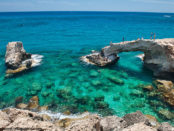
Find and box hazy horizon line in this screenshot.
[0,10,173,14]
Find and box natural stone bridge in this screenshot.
[81,38,174,77]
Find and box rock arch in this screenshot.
[81,39,174,77]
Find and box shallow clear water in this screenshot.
[0,11,174,123]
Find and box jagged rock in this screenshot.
[81,52,119,67]
[82,39,174,77]
[1,108,174,131]
[28,96,39,110]
[0,110,10,129]
[122,122,157,131]
[100,116,127,131]
[64,114,100,131]
[145,115,160,128]
[2,108,61,131]
[154,80,174,106]
[158,122,174,131]
[5,42,31,69]
[123,111,147,126]
[155,80,173,92]
[5,42,43,75]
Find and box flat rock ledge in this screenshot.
[5,42,43,75]
[0,108,173,131]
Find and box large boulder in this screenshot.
[123,111,148,126]
[5,41,31,69]
[5,42,43,75]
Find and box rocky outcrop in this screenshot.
[1,108,61,131]
[81,51,119,67]
[5,42,43,75]
[0,107,173,131]
[82,39,174,77]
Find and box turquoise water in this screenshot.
[0,11,174,123]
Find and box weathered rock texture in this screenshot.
[0,108,173,131]
[82,39,174,77]
[81,51,119,67]
[1,108,61,131]
[5,42,42,75]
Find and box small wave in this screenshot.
[39,111,90,120]
[164,15,171,18]
[31,54,44,67]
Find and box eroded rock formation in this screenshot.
[5,42,43,75]
[82,39,174,77]
[81,51,119,67]
[0,108,173,131]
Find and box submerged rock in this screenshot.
[89,70,99,77]
[154,79,174,106]
[5,42,43,75]
[158,109,174,120]
[91,80,102,86]
[107,76,124,85]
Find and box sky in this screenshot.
[0,0,174,13]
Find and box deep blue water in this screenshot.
[0,11,174,123]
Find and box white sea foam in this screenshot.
[39,111,90,120]
[164,15,171,18]
[31,54,44,67]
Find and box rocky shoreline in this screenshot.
[1,107,174,131]
[2,77,174,131]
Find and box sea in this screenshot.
[0,11,174,123]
